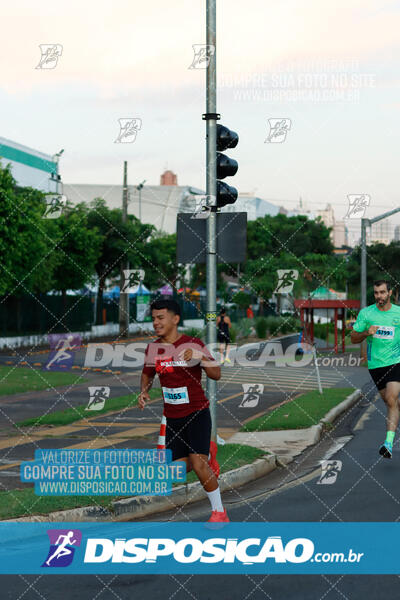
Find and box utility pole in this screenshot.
[205,0,218,444]
[360,206,400,355]
[119,161,129,337]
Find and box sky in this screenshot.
[1,0,400,241]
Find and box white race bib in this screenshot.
[162,386,189,405]
[373,326,395,339]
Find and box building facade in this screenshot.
[0,136,60,193]
[369,220,392,244]
[64,170,282,233]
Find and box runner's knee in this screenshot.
[189,454,208,472]
[385,394,398,406]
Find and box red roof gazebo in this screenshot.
[294,298,360,354]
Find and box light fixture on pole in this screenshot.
[136,180,146,221]
[52,148,64,194]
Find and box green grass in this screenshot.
[0,365,85,396]
[0,488,114,520]
[185,443,267,484]
[241,388,353,432]
[0,443,266,520]
[17,388,162,427]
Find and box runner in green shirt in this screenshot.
[351,280,400,458]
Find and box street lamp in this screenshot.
[360,206,400,357]
[136,180,146,221]
[360,206,400,309]
[52,148,64,194]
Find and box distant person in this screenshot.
[217,308,232,364]
[246,306,254,319]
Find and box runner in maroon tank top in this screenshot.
[139,298,229,523]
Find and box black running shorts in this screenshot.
[369,362,400,391]
[166,408,211,460]
[217,331,230,344]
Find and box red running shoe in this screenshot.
[208,440,220,478]
[208,509,229,523]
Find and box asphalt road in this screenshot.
[0,358,365,490]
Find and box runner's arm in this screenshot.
[181,341,221,380]
[202,361,221,380]
[350,325,378,343]
[200,349,221,380]
[139,372,154,409]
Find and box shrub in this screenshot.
[229,324,237,343]
[237,318,253,339]
[265,315,280,337]
[255,317,268,339]
[184,327,204,340]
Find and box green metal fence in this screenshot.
[0,294,93,337]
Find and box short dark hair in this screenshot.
[150,298,181,317]
[220,307,226,315]
[373,280,392,291]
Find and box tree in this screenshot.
[50,202,102,307]
[0,164,59,296]
[86,199,154,323]
[346,242,400,302]
[143,231,185,290]
[231,290,251,309]
[247,213,333,259]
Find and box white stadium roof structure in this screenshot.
[63,183,281,234]
[63,183,204,234]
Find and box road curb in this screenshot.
[276,388,362,467]
[8,389,362,522]
[321,388,361,425]
[9,454,277,523]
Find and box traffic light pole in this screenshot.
[119,160,129,338]
[205,0,218,444]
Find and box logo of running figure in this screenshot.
[35,44,63,69]
[240,384,264,408]
[43,194,67,219]
[86,386,110,411]
[42,529,82,567]
[275,269,299,294]
[265,118,292,143]
[345,194,370,219]
[317,460,342,485]
[44,334,81,371]
[120,269,145,293]
[114,118,142,143]
[188,44,215,69]
[191,195,212,219]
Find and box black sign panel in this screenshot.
[176,212,247,263]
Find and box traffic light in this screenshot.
[216,124,239,208]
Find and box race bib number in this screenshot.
[373,326,395,339]
[162,386,189,405]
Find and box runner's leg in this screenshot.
[174,456,192,473]
[188,453,218,492]
[383,381,400,432]
[378,381,400,458]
